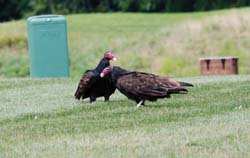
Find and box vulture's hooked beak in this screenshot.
[100,73,105,78]
[111,57,116,61]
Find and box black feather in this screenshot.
[74,56,116,102]
[105,66,193,106]
[178,81,194,87]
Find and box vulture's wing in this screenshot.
[117,72,165,97]
[74,71,96,99]
[117,72,188,97]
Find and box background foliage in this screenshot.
[1,0,250,22]
[1,8,250,78]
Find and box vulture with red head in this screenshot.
[74,51,116,102]
[100,66,193,107]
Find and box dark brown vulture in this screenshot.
[100,66,193,107]
[74,51,116,102]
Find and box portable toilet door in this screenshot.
[27,15,69,78]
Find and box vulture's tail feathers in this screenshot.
[167,88,188,94]
[178,81,194,87]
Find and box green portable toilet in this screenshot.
[27,15,69,78]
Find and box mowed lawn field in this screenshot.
[0,75,250,157]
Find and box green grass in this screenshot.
[1,8,250,77]
[0,75,250,157]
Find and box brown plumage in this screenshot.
[74,71,96,99]
[74,51,116,102]
[100,66,193,107]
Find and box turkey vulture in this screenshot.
[100,66,193,107]
[74,51,116,102]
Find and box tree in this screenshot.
[1,0,250,22]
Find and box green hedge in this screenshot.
[1,0,250,22]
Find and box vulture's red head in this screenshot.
[100,66,112,78]
[104,51,116,61]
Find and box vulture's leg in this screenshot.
[136,100,144,108]
[142,100,145,106]
[104,96,110,102]
[90,97,96,103]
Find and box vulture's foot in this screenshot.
[104,96,110,102]
[90,97,96,103]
